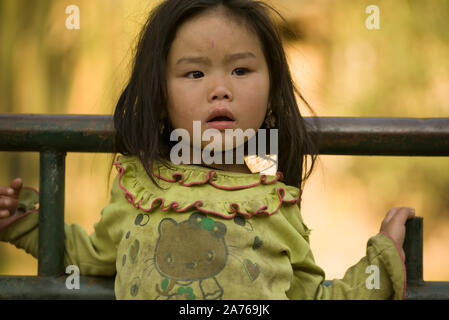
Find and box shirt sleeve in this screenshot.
[0,174,129,277]
[283,208,406,300]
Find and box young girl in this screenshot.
[0,0,414,300]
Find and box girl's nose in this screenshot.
[211,90,232,101]
[208,77,233,102]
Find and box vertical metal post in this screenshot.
[404,217,424,285]
[38,149,66,276]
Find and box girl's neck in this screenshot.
[199,162,252,174]
[172,146,252,174]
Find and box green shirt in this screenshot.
[0,155,406,299]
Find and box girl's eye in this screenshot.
[186,71,204,79]
[232,68,249,76]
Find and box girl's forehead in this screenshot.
[180,6,250,33]
[180,15,249,38]
[169,10,262,58]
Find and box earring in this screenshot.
[264,108,276,129]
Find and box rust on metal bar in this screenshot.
[0,114,448,155]
[38,149,66,277]
[404,217,424,286]
[308,117,449,156]
[0,114,114,152]
[0,275,115,299]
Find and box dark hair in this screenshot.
[112,0,318,190]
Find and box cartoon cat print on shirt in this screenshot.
[153,212,228,300]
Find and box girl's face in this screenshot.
[165,8,270,151]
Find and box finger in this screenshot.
[407,207,416,219]
[0,197,18,212]
[391,207,415,225]
[0,186,15,196]
[383,207,399,225]
[10,178,23,193]
[0,209,10,218]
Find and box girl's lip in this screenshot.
[205,120,236,130]
[206,107,236,123]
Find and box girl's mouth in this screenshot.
[206,117,236,130]
[206,108,236,130]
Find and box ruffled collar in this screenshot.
[113,155,301,219]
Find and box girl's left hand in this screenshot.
[379,207,415,261]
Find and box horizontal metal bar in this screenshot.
[405,282,449,300]
[0,276,446,299]
[0,114,448,155]
[309,117,449,156]
[0,276,115,300]
[0,114,114,152]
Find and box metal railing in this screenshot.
[0,114,448,299]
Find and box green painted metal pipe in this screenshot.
[311,117,449,156]
[0,114,449,155]
[0,276,115,300]
[38,149,66,276]
[0,114,114,153]
[0,276,447,300]
[405,282,449,300]
[404,217,424,286]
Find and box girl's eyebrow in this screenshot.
[175,52,256,66]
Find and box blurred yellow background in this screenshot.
[1,0,448,282]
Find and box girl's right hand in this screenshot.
[0,178,23,219]
[380,206,415,262]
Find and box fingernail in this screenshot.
[7,188,14,195]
